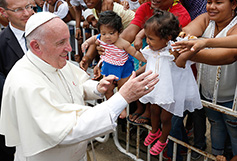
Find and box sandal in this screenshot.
[150,139,169,155]
[144,129,162,146]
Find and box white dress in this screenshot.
[43,0,69,19]
[139,41,202,117]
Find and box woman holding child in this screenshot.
[175,0,237,158]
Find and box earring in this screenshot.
[232,10,235,17]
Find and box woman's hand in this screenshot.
[172,38,206,54]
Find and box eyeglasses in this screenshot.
[4,4,34,14]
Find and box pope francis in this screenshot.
[0,12,158,161]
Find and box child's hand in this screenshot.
[95,40,105,55]
[97,75,119,94]
[81,41,89,53]
[93,65,102,80]
[79,55,90,71]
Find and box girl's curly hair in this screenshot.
[144,10,181,41]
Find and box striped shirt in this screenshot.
[97,39,128,66]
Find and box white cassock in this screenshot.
[0,50,127,161]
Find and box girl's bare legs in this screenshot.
[117,76,130,119]
[150,104,173,143]
[150,104,162,134]
[159,109,173,143]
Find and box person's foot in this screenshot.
[191,145,206,160]
[134,115,151,125]
[128,113,141,122]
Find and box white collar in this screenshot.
[9,23,25,41]
[26,50,59,73]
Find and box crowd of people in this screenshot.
[0,0,236,161]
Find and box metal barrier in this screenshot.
[120,64,237,161]
[67,21,237,161]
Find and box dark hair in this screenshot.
[229,0,237,15]
[0,0,7,8]
[144,10,181,41]
[97,10,123,33]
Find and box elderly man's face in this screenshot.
[38,18,72,69]
[1,0,34,30]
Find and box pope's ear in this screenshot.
[30,40,41,54]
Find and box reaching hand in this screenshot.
[81,41,89,53]
[119,71,159,104]
[97,75,118,94]
[79,56,90,71]
[172,39,206,54]
[95,39,105,55]
[93,65,102,80]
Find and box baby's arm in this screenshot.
[81,35,97,53]
[174,49,197,68]
[122,39,146,62]
[173,36,198,68]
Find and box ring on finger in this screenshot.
[145,86,149,90]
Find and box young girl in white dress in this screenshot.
[140,10,202,155]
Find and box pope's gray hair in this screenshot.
[26,24,47,50]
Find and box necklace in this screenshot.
[26,54,74,103]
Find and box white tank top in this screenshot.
[200,16,237,102]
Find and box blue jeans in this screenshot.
[167,112,189,161]
[205,101,237,156]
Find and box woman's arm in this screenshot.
[120,24,142,43]
[191,48,237,65]
[182,13,209,36]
